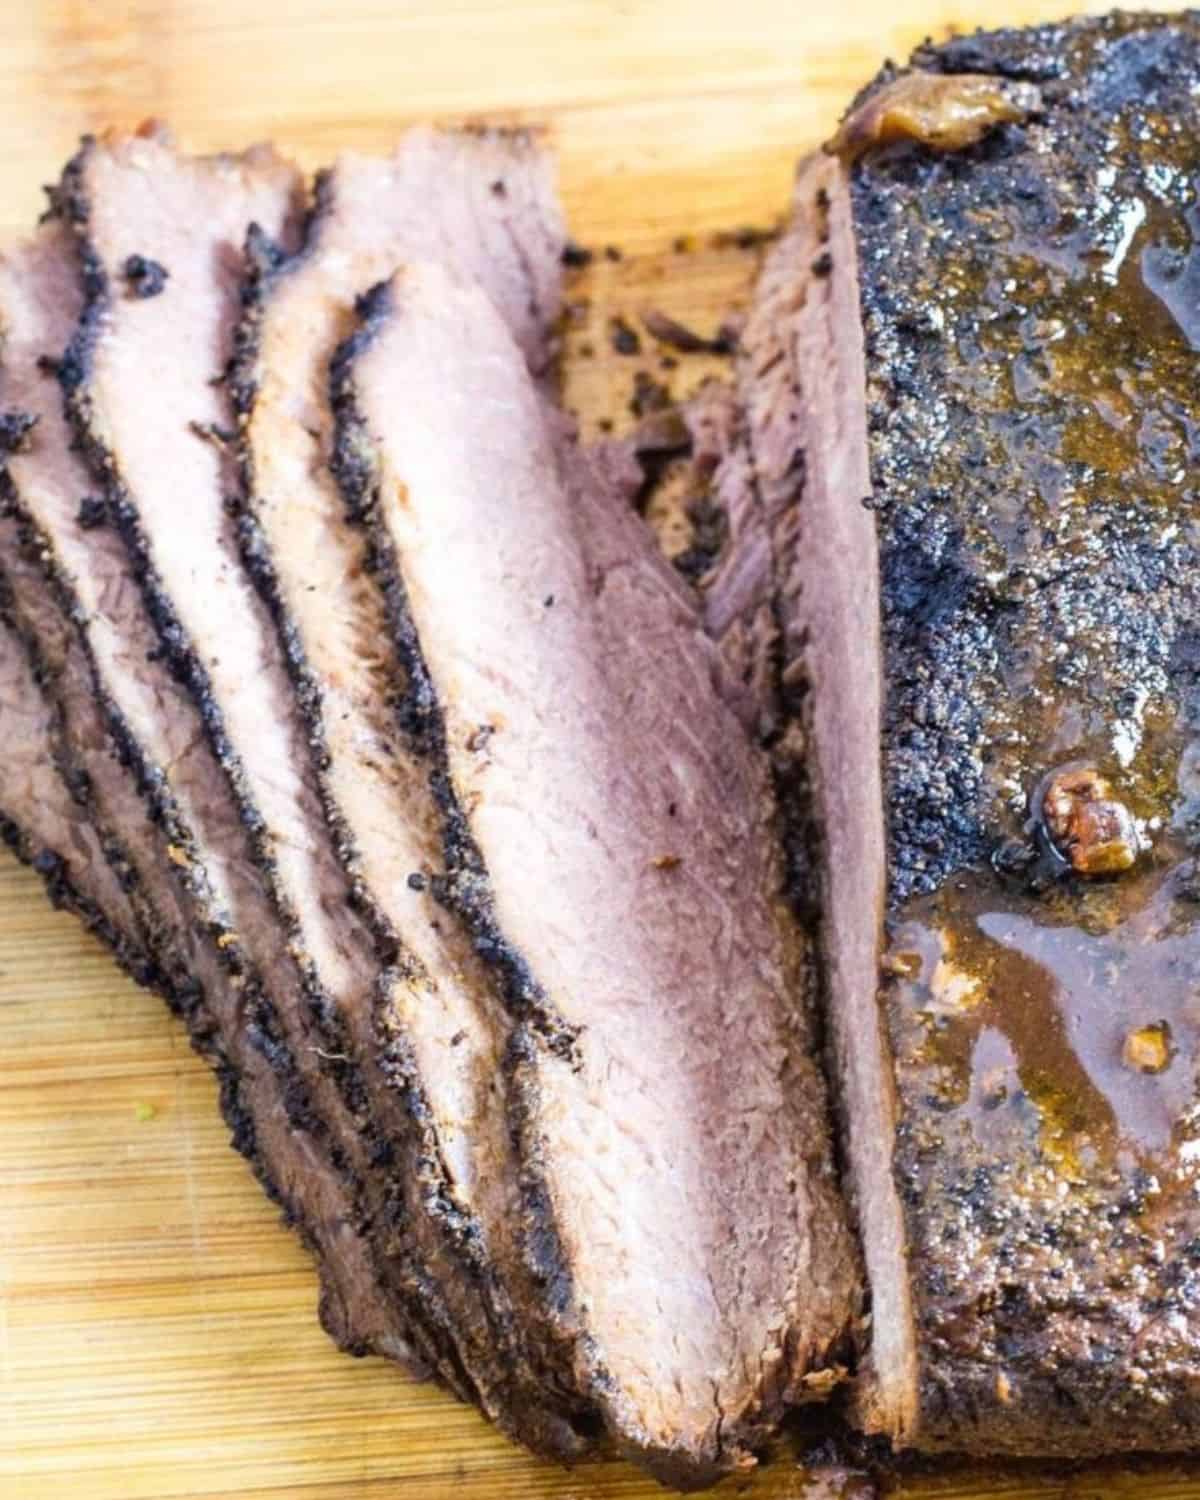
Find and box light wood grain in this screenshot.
[2,1,1198,1496]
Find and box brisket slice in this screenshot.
[53,129,513,1416]
[714,151,911,1442]
[8,202,431,1377]
[0,569,152,983]
[228,134,587,1453]
[330,262,861,1490]
[743,10,1200,1458]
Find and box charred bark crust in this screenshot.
[856,11,1200,1453]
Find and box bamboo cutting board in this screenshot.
[2,2,1198,1496]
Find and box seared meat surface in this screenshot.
[861,12,1200,1454]
[722,9,1200,1460]
[677,7,1200,1463]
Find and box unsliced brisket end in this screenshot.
[228,133,587,1454]
[748,9,1200,1459]
[853,11,1200,1455]
[330,262,861,1490]
[2,210,433,1381]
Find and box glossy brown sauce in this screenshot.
[885,117,1200,1198]
[887,854,1200,1164]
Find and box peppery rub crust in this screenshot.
[855,11,1200,1457]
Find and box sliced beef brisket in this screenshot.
[2,201,432,1379]
[741,8,1200,1459]
[52,128,555,1433]
[330,261,860,1489]
[0,575,151,982]
[720,149,912,1443]
[228,133,587,1452]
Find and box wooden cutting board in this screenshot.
[2,2,1198,1496]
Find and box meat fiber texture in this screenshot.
[330,260,860,1489]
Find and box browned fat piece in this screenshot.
[23,145,441,1380]
[737,9,1200,1459]
[330,261,860,1490]
[826,71,1041,162]
[227,131,592,1456]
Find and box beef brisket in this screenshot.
[0,574,152,982]
[2,201,434,1379]
[227,132,588,1454]
[862,13,1200,1454]
[720,149,913,1443]
[740,8,1200,1459]
[51,127,568,1432]
[330,261,861,1489]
